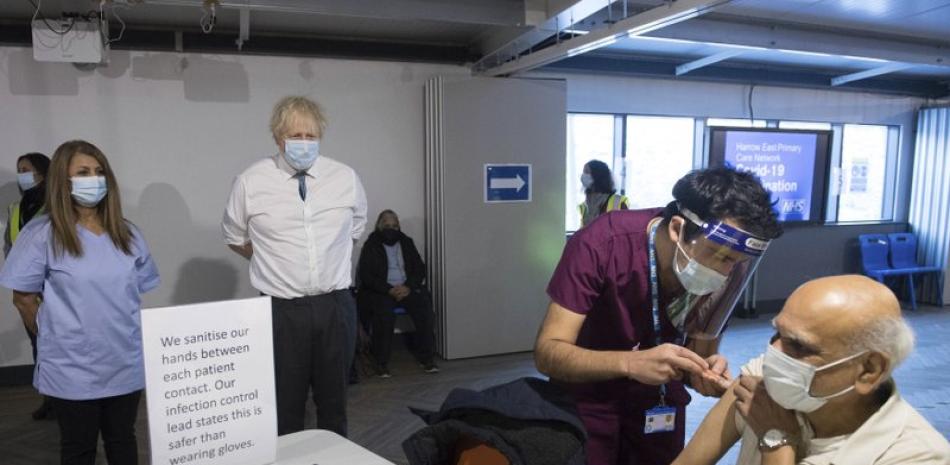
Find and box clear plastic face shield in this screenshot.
[670,208,772,340]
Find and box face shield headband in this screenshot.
[678,207,771,257]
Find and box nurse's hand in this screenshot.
[623,343,709,385]
[689,354,732,397]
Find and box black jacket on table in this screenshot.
[358,230,426,294]
[402,377,588,465]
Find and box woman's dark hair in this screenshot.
[18,153,51,179]
[662,167,783,241]
[584,160,616,195]
[17,152,51,225]
[47,140,133,257]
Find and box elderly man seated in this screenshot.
[673,275,950,465]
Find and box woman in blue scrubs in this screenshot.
[0,140,160,465]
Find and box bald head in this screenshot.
[788,275,900,332]
[776,274,913,375]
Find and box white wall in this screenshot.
[0,45,468,367]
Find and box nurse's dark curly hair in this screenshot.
[662,167,783,241]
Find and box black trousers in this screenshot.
[361,289,435,367]
[271,290,356,437]
[49,390,142,465]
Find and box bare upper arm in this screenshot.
[12,290,39,306]
[672,384,742,465]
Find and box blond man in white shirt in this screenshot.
[673,275,950,465]
[222,96,367,437]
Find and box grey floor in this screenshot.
[1,305,948,464]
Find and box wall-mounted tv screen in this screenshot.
[708,128,832,223]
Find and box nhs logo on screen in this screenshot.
[778,198,808,221]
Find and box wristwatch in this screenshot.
[758,429,793,451]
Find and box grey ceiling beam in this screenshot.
[676,49,745,75]
[543,55,950,98]
[643,17,950,69]
[831,63,916,86]
[140,0,526,26]
[475,0,736,77]
[472,0,613,74]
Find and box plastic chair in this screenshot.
[393,307,416,334]
[858,234,901,282]
[887,233,944,310]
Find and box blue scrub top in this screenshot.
[0,216,160,400]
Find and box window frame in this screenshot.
[564,113,902,232]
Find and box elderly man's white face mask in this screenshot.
[762,344,867,413]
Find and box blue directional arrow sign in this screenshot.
[485,164,531,203]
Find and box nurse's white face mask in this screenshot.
[762,344,867,413]
[672,226,728,296]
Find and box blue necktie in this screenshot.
[295,172,307,201]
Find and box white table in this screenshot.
[275,430,395,465]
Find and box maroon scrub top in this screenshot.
[547,208,690,410]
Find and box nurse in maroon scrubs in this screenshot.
[535,167,783,465]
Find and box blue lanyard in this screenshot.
[647,220,670,405]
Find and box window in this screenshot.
[565,114,900,229]
[835,124,893,222]
[779,121,833,131]
[625,116,696,209]
[566,114,616,231]
[706,117,768,128]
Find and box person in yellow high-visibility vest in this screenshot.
[4,152,50,420]
[579,160,628,228]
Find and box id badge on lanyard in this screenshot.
[644,405,677,434]
[644,221,679,435]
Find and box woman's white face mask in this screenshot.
[580,173,593,189]
[762,344,867,413]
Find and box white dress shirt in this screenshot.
[733,356,950,465]
[222,153,367,299]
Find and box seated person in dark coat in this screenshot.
[357,210,438,377]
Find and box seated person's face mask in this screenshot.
[762,344,867,413]
[380,227,402,246]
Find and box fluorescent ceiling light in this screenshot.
[568,37,618,57]
[627,36,893,64]
[777,49,836,59]
[628,15,698,37]
[563,29,589,35]
[631,36,697,46]
[722,43,768,52]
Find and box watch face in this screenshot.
[764,429,787,447]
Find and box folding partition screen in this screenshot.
[908,106,950,306]
[425,77,567,358]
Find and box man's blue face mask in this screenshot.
[283,139,320,171]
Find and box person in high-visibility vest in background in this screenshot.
[4,152,51,420]
[579,159,628,228]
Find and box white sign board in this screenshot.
[142,297,277,465]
